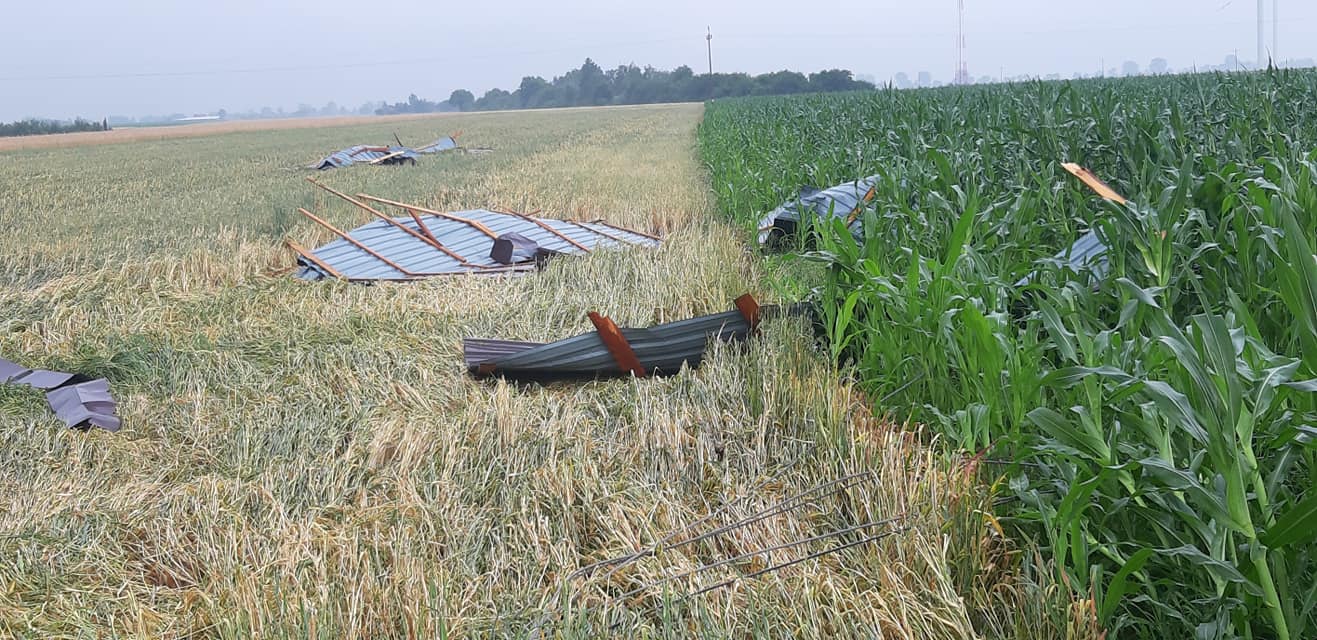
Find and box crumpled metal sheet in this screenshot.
[416,136,458,153]
[310,145,419,170]
[0,357,121,432]
[757,175,881,247]
[464,299,811,382]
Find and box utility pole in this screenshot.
[706,27,713,76]
[1258,0,1266,68]
[1274,0,1279,65]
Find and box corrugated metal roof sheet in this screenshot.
[1015,229,1109,287]
[465,299,810,382]
[0,357,120,431]
[293,203,661,281]
[310,145,419,170]
[757,175,881,247]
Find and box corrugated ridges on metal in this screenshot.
[464,304,808,382]
[295,208,661,281]
[311,145,419,170]
[757,175,881,245]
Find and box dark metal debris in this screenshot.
[464,295,808,382]
[0,357,120,431]
[309,134,462,170]
[757,175,880,248]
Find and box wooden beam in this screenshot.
[285,238,345,280]
[358,194,499,239]
[494,208,591,252]
[295,208,414,277]
[588,312,646,378]
[1062,163,1127,204]
[734,294,761,332]
[306,178,470,263]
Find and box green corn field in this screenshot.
[700,69,1317,639]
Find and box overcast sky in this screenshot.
[0,0,1312,120]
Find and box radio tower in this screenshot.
[706,27,714,76]
[955,0,970,84]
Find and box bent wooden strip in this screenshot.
[1062,162,1127,204]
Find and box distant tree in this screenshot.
[516,76,550,108]
[448,89,475,112]
[1122,61,1140,77]
[808,69,871,92]
[576,58,612,106]
[1149,58,1169,74]
[475,88,515,111]
[755,70,811,95]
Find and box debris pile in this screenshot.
[1,358,120,431]
[309,134,464,170]
[290,179,660,281]
[465,294,807,382]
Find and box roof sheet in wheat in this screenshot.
[293,208,661,281]
[0,357,121,431]
[310,145,420,170]
[416,136,458,153]
[757,175,880,247]
[464,302,809,382]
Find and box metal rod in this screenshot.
[594,472,876,582]
[682,527,907,599]
[569,446,816,579]
[618,517,903,601]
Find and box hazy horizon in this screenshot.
[1,0,1312,121]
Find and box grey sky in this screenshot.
[1,0,1312,120]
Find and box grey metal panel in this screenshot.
[296,207,660,281]
[1,357,120,431]
[757,175,881,245]
[465,305,787,381]
[0,358,27,383]
[1016,229,1109,287]
[416,136,458,153]
[47,379,121,432]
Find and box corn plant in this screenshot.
[701,68,1317,637]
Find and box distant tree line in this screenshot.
[0,117,109,138]
[377,59,873,115]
